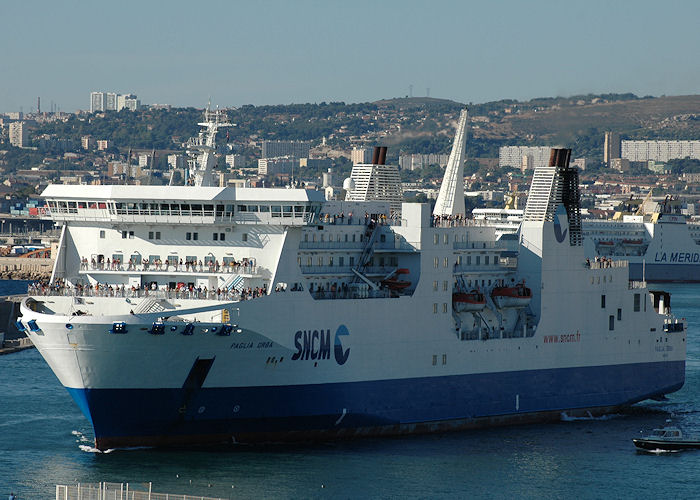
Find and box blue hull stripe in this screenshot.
[66,361,684,448]
[629,263,700,282]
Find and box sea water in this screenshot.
[2,281,699,499]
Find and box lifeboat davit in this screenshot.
[453,290,486,312]
[491,283,532,309]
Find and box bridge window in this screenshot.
[634,293,641,312]
[609,315,615,331]
[601,295,606,308]
[617,308,622,321]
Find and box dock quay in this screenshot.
[56,482,226,500]
[0,256,54,280]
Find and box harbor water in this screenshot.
[2,280,700,499]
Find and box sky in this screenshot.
[1,0,699,113]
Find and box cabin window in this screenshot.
[304,234,308,242]
[634,293,641,312]
[130,254,140,266]
[193,233,198,241]
[186,232,191,240]
[247,205,258,212]
[617,308,622,321]
[380,234,386,242]
[100,230,105,239]
[434,234,439,245]
[433,303,438,314]
[219,233,225,241]
[443,303,448,313]
[432,355,437,365]
[467,256,472,266]
[443,281,448,291]
[271,206,282,217]
[213,233,218,241]
[609,315,615,331]
[329,257,334,266]
[433,281,438,292]
[149,231,154,240]
[259,205,270,213]
[443,234,448,244]
[112,254,123,265]
[237,205,247,212]
[352,234,356,242]
[349,256,355,266]
[339,257,344,267]
[283,206,293,217]
[601,295,606,308]
[344,234,348,242]
[476,256,481,265]
[167,255,178,266]
[148,255,160,264]
[204,256,215,265]
[307,257,312,266]
[444,257,449,268]
[442,354,447,365]
[434,257,439,268]
[78,202,86,209]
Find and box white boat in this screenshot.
[18,111,686,450]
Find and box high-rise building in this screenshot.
[9,121,28,147]
[398,154,450,171]
[90,92,106,113]
[168,154,185,170]
[499,146,553,169]
[258,156,297,176]
[225,154,246,169]
[119,94,140,111]
[105,93,118,111]
[621,140,700,162]
[604,132,621,164]
[81,135,95,150]
[261,140,310,159]
[351,147,372,165]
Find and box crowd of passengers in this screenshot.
[432,214,470,227]
[318,211,396,225]
[28,280,299,302]
[80,256,256,274]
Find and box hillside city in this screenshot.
[0,92,699,223]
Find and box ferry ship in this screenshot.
[582,197,700,283]
[18,109,686,450]
[474,201,700,283]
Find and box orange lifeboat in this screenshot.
[381,268,411,290]
[453,290,486,312]
[491,283,532,309]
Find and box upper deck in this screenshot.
[41,184,325,226]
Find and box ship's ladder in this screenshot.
[133,297,173,314]
[355,223,380,274]
[223,274,245,292]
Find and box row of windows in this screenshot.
[107,229,245,242]
[298,255,400,268]
[434,233,468,245]
[433,303,449,313]
[433,255,496,268]
[48,200,318,219]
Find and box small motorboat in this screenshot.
[633,425,700,452]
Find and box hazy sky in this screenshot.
[2,0,699,113]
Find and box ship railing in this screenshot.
[56,482,226,500]
[28,284,247,302]
[629,280,647,289]
[311,288,394,300]
[589,260,628,270]
[81,261,258,275]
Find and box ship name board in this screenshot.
[654,252,700,263]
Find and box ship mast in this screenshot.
[185,105,231,187]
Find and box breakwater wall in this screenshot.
[0,256,53,280]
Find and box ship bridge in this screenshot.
[41,185,325,226]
